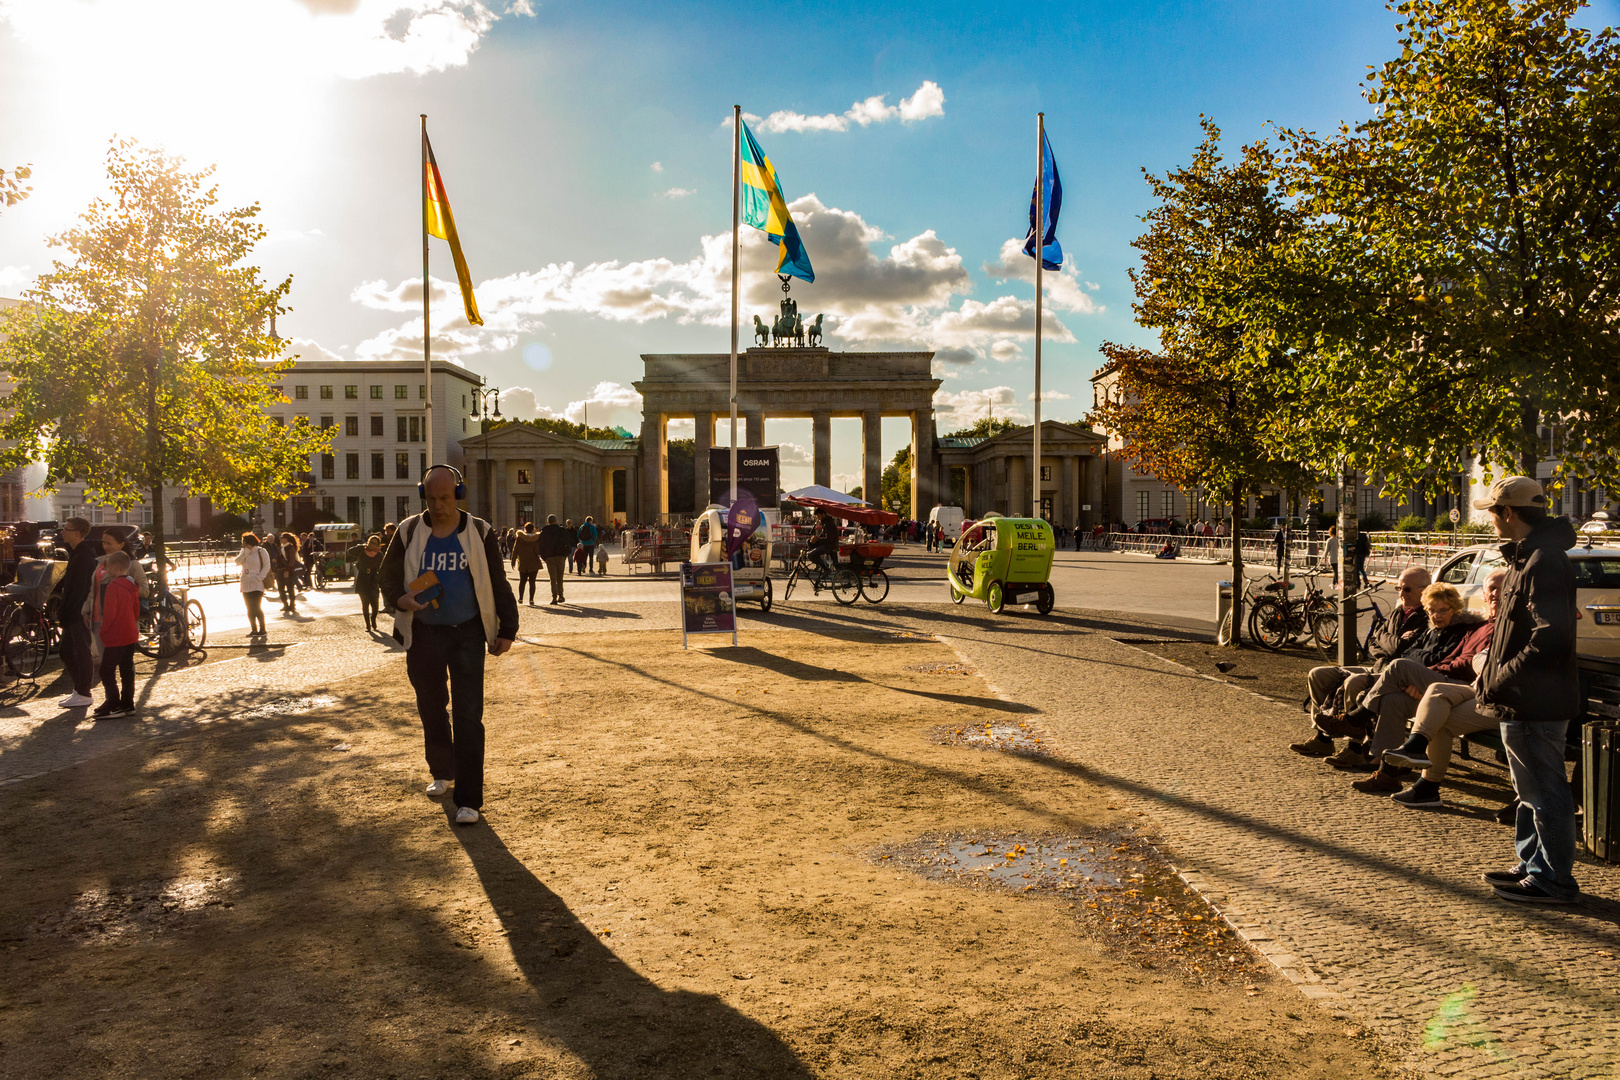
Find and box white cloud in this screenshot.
[285,337,347,364]
[0,265,33,294]
[831,472,861,493]
[776,442,813,466]
[982,238,1104,315]
[990,339,1022,362]
[650,161,664,173]
[749,81,947,134]
[661,187,695,198]
[1085,281,1100,291]
[497,381,644,425]
[1030,389,1071,401]
[934,386,1027,431]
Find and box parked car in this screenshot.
[1434,541,1620,658]
[1579,511,1617,539]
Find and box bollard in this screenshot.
[1215,580,1233,645]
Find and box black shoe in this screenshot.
[1495,799,1519,825]
[1493,879,1575,905]
[1482,867,1528,886]
[1391,783,1442,808]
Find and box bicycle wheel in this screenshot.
[987,580,1005,614]
[140,602,186,659]
[1311,608,1339,660]
[185,598,207,648]
[1035,583,1054,616]
[860,567,889,603]
[783,564,799,602]
[1249,596,1291,651]
[831,568,860,606]
[3,607,47,678]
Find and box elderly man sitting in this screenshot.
[1291,565,1432,760]
[1341,581,1494,785]
[1370,570,1508,806]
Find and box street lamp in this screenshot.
[470,386,501,527]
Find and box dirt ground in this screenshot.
[1,630,1400,1080]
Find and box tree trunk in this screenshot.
[150,481,166,592]
[1520,400,1540,482]
[1337,468,1358,667]
[1228,479,1243,647]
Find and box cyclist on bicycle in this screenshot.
[810,509,840,575]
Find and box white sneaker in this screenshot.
[455,806,479,825]
[59,693,93,708]
[425,779,452,797]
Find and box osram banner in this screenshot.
[710,445,779,509]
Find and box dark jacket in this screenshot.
[1405,610,1484,671]
[1477,517,1580,723]
[511,531,543,572]
[1367,604,1429,667]
[379,511,519,643]
[57,540,100,626]
[537,522,573,559]
[1430,612,1493,680]
[1354,532,1370,560]
[346,545,384,592]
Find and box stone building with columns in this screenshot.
[937,421,1107,527]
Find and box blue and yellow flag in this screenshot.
[739,121,814,283]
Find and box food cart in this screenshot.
[690,506,775,611]
[945,514,1056,614]
[312,523,363,588]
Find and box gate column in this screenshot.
[812,412,831,488]
[693,411,713,512]
[861,410,882,508]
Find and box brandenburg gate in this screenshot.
[633,346,942,522]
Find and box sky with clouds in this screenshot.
[3,0,1612,490]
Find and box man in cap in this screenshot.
[1472,475,1580,903]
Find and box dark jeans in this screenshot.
[406,618,488,810]
[518,570,538,603]
[357,585,380,628]
[277,571,297,612]
[1502,720,1579,899]
[99,642,135,710]
[581,545,596,574]
[59,620,93,696]
[243,590,265,633]
[544,556,566,601]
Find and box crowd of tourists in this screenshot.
[1286,476,1583,905]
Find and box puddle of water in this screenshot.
[913,838,1122,890]
[930,721,1049,756]
[904,661,978,675]
[31,876,238,942]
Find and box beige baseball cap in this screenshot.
[1471,475,1547,510]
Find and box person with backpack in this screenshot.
[234,531,272,638]
[380,465,519,826]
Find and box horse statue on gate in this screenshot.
[791,312,805,346]
[752,315,770,346]
[806,313,823,346]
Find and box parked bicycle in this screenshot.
[1248,569,1338,658]
[136,570,206,659]
[0,558,63,680]
[782,548,860,606]
[1307,583,1389,664]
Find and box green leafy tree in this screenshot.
[0,141,329,580]
[481,416,626,441]
[880,445,913,518]
[1,163,31,212]
[1272,0,1620,493]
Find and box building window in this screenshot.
[1040,465,1052,482]
[462,418,467,433]
[319,385,333,400]
[371,415,384,437]
[346,453,360,479]
[462,394,468,409]
[345,416,359,437]
[397,495,412,522]
[172,497,188,528]
[1136,491,1149,520]
[396,452,410,479]
[394,385,408,399]
[371,453,385,480]
[322,495,335,514]
[344,385,358,400]
[1161,490,1174,518]
[373,496,387,528]
[346,496,361,524]
[418,384,426,399]
[398,416,408,442]
[517,468,531,485]
[321,454,335,480]
[370,385,383,399]
[294,385,308,400]
[320,416,333,430]
[409,416,421,442]
[419,452,427,476]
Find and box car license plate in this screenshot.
[1597,611,1620,625]
[1016,592,1038,604]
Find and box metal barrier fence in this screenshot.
[1103,530,1480,580]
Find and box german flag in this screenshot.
[423,130,483,326]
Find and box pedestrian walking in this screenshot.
[538,514,572,603]
[594,539,610,575]
[380,465,518,826]
[1353,529,1371,590]
[87,549,140,719]
[1471,476,1581,904]
[234,531,271,637]
[1273,524,1290,573]
[278,532,302,614]
[579,516,599,575]
[347,534,385,631]
[54,517,98,710]
[1323,524,1340,586]
[511,521,542,605]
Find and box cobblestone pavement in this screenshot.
[7,550,1616,1077]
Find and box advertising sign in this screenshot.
[679,561,737,647]
[710,445,780,509]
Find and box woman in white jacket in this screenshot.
[234,531,272,637]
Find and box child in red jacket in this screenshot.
[90,549,140,719]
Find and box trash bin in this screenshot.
[1584,719,1620,863]
[1215,581,1233,646]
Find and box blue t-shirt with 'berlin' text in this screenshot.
[417,530,478,626]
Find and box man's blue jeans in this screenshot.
[407,618,487,810]
[1501,720,1579,899]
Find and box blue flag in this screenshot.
[1022,130,1063,272]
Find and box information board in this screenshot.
[710,446,780,509]
[679,561,737,648]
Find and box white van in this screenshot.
[928,505,964,536]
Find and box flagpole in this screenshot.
[1033,112,1044,521]
[420,114,433,473]
[729,104,741,509]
